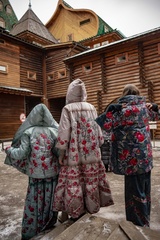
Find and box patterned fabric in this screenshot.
[4,104,59,239]
[53,162,113,218]
[53,79,114,218]
[96,95,158,175]
[22,177,58,240]
[4,104,59,179]
[125,171,151,227]
[5,103,59,177]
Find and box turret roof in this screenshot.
[10,7,57,43]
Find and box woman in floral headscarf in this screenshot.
[96,84,159,227]
[5,104,59,240]
[53,79,114,221]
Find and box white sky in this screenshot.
[9,0,160,37]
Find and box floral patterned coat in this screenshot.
[53,79,114,218]
[5,104,59,179]
[96,95,158,176]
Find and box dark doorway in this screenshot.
[25,96,42,116]
[49,97,66,123]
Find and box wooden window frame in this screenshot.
[82,63,92,73]
[27,71,36,80]
[0,64,8,74]
[58,69,66,79]
[115,53,128,64]
[47,72,55,81]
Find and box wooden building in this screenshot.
[0,0,160,141]
[0,1,87,140]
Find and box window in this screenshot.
[0,17,5,28]
[58,69,66,79]
[47,72,56,81]
[80,19,90,26]
[0,64,7,74]
[115,53,128,64]
[27,71,36,80]
[82,63,92,73]
[6,5,12,14]
[93,43,100,48]
[67,34,73,41]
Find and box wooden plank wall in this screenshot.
[0,93,24,139]
[0,39,20,87]
[143,38,160,138]
[19,47,43,96]
[46,48,71,99]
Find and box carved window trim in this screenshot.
[82,63,92,73]
[27,71,36,80]
[58,69,66,79]
[115,53,128,64]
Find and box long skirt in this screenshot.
[21,177,58,240]
[53,162,114,219]
[125,171,151,227]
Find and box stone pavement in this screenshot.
[0,141,160,240]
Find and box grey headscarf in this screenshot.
[66,79,87,104]
[11,103,59,146]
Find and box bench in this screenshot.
[0,139,13,151]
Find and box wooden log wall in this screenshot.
[66,56,104,111]
[0,93,24,139]
[46,48,70,100]
[65,36,160,138]
[143,38,160,138]
[20,46,43,96]
[0,39,20,87]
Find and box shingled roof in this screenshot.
[10,6,57,44]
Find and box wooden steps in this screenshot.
[31,213,160,240]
